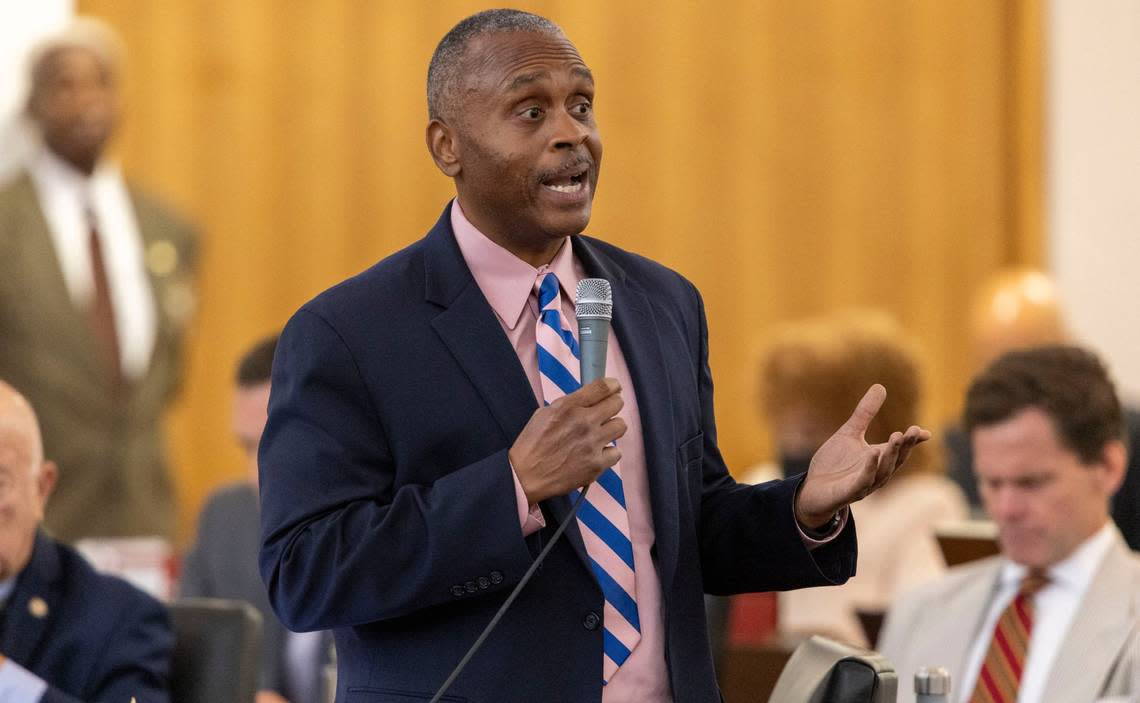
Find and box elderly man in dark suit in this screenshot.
[0,380,173,702]
[259,9,929,702]
[0,18,196,542]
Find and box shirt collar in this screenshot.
[0,575,15,605]
[998,520,1117,593]
[451,198,580,330]
[30,145,120,207]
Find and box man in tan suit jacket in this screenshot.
[0,19,196,541]
[880,345,1140,703]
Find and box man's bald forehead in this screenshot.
[0,381,44,468]
[427,9,565,121]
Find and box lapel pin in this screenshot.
[146,240,179,277]
[28,596,48,618]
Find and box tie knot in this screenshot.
[535,272,562,311]
[1019,570,1049,597]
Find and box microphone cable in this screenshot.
[429,484,591,703]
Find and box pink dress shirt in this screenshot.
[450,199,845,701]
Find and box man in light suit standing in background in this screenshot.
[880,345,1140,702]
[0,18,197,542]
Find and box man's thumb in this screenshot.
[841,384,886,437]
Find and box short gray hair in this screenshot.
[427,9,562,121]
[27,16,124,94]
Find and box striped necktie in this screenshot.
[969,571,1050,703]
[533,271,641,685]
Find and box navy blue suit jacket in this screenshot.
[2,531,172,703]
[259,204,857,702]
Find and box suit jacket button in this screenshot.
[464,580,477,593]
[583,611,601,631]
[477,576,490,590]
[451,585,465,597]
[490,570,503,585]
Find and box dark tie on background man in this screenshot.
[533,271,641,685]
[969,571,1050,703]
[86,209,122,389]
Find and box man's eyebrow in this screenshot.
[504,71,550,92]
[503,66,594,93]
[571,66,594,84]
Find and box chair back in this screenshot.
[169,597,263,703]
[767,635,897,703]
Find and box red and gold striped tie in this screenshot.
[969,571,1049,703]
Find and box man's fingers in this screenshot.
[893,426,922,469]
[840,384,887,438]
[599,445,622,470]
[874,431,902,484]
[600,416,628,444]
[571,377,621,406]
[893,425,932,469]
[586,392,625,425]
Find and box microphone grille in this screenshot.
[575,278,612,320]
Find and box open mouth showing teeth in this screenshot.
[543,169,587,193]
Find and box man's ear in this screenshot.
[426,118,462,177]
[1099,439,1127,497]
[37,460,58,506]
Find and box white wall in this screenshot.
[1048,0,1140,403]
[0,0,73,179]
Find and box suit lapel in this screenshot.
[574,236,680,592]
[430,283,538,443]
[2,532,60,665]
[932,560,1002,687]
[424,206,537,447]
[1042,534,1139,701]
[9,174,106,383]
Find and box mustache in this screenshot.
[535,155,593,184]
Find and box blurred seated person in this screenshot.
[0,18,197,543]
[881,345,1139,702]
[946,269,1140,549]
[0,380,172,702]
[735,312,967,647]
[181,336,330,703]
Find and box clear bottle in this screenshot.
[914,667,951,703]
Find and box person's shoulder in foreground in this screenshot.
[0,378,172,703]
[3,531,173,703]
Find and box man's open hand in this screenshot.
[794,384,931,528]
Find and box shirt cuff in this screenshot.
[509,461,546,537]
[0,659,48,702]
[797,506,850,549]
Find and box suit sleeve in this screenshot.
[684,282,858,595]
[40,592,173,703]
[258,308,535,631]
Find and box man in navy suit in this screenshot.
[0,380,173,702]
[258,10,929,702]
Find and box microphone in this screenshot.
[575,278,612,385]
